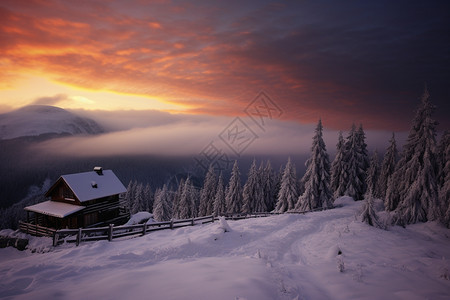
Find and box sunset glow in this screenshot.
[0,0,448,130]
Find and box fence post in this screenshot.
[108,224,114,241]
[191,218,194,226]
[53,232,58,247]
[142,223,146,236]
[76,228,82,246]
[211,215,214,223]
[170,219,174,229]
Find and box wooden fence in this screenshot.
[53,215,217,246]
[48,207,333,247]
[19,221,57,237]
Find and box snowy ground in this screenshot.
[1,197,450,300]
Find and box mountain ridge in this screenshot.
[0,105,104,140]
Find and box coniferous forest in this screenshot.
[1,89,448,229]
[117,89,449,228]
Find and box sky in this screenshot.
[0,0,449,133]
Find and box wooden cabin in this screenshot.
[21,167,129,236]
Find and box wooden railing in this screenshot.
[18,221,57,237]
[52,215,217,246]
[22,206,335,247]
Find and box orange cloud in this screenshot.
[0,1,448,132]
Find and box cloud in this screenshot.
[0,1,448,131]
[32,110,405,158]
[31,94,95,107]
[31,94,69,106]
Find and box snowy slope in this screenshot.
[1,198,450,299]
[0,105,103,140]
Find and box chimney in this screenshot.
[94,166,103,175]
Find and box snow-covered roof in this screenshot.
[58,170,126,202]
[25,200,85,218]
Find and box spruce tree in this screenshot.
[296,120,333,211]
[275,157,298,212]
[131,183,144,214]
[360,192,384,229]
[178,177,196,219]
[439,132,450,227]
[172,178,185,219]
[213,172,226,216]
[342,124,366,200]
[357,124,370,195]
[153,184,173,221]
[366,150,380,199]
[331,131,345,198]
[125,180,137,213]
[198,165,217,216]
[143,183,153,212]
[254,161,268,212]
[436,131,450,188]
[272,165,284,209]
[262,160,276,212]
[392,88,440,224]
[242,159,263,214]
[226,161,243,214]
[378,133,398,203]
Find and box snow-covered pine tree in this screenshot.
[392,88,440,224]
[125,180,137,212]
[262,160,276,212]
[275,157,298,212]
[131,183,144,214]
[357,124,370,195]
[366,150,380,199]
[172,178,185,219]
[213,172,226,216]
[143,183,153,212]
[377,133,398,203]
[360,192,384,229]
[439,131,450,227]
[153,184,172,221]
[385,176,399,212]
[178,177,196,219]
[272,165,284,209]
[198,165,217,216]
[436,131,450,188]
[341,124,366,200]
[296,120,333,211]
[226,161,243,214]
[242,159,263,214]
[331,132,345,199]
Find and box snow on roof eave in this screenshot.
[24,200,85,218]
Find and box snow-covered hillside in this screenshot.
[1,198,450,299]
[0,105,103,140]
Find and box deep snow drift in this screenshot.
[1,197,450,300]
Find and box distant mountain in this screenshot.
[0,105,104,140]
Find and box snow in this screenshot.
[124,212,153,226]
[60,170,126,202]
[0,105,103,140]
[1,198,450,299]
[24,200,85,218]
